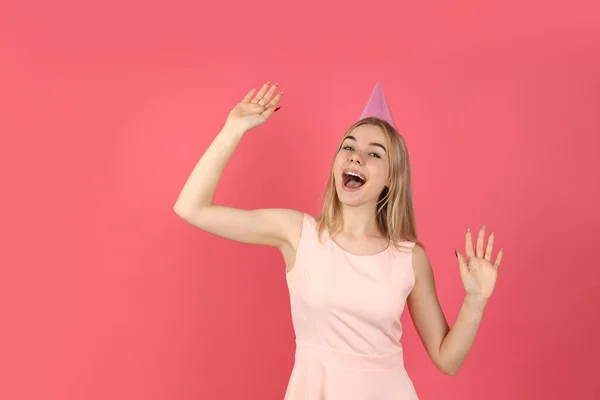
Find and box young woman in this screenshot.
[174,82,504,399]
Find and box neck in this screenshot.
[339,203,381,238]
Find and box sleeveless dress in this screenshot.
[284,213,419,400]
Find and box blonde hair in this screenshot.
[315,117,423,250]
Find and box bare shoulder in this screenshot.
[411,243,434,282]
[412,243,428,260]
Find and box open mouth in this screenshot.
[342,169,367,190]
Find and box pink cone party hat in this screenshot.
[359,81,396,128]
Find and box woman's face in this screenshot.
[333,124,391,208]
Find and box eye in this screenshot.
[369,153,381,159]
[342,145,354,151]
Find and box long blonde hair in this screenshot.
[315,117,423,250]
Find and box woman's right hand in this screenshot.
[225,82,283,133]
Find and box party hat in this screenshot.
[359,81,396,128]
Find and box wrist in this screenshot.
[221,122,248,138]
[464,294,488,314]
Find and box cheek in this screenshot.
[369,161,390,184]
[333,152,345,169]
[332,154,344,179]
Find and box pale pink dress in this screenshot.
[284,213,419,400]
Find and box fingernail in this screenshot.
[274,106,281,112]
[454,249,458,257]
[467,228,470,232]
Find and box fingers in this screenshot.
[258,83,279,106]
[465,229,475,260]
[259,90,283,116]
[456,250,469,274]
[250,81,274,105]
[485,232,495,262]
[493,248,504,269]
[260,104,277,119]
[467,225,501,265]
[265,91,283,108]
[241,88,257,103]
[476,225,485,258]
[259,94,282,118]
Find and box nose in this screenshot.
[349,153,363,165]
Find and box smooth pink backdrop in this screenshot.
[1,1,599,399]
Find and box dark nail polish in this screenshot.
[274,106,281,112]
[454,249,458,257]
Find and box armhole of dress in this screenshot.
[286,213,311,274]
[405,241,418,290]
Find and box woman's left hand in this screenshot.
[456,226,504,302]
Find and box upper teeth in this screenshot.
[345,171,365,181]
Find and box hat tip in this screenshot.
[358,81,396,128]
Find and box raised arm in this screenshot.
[174,82,302,249]
[407,227,503,375]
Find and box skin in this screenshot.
[174,81,504,376]
[331,124,392,254]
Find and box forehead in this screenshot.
[345,124,387,144]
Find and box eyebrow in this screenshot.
[343,135,387,152]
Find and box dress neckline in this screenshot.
[328,234,391,257]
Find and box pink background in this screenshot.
[2,0,599,399]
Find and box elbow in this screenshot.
[174,203,197,220]
[434,358,460,376]
[173,203,187,218]
[173,198,212,217]
[174,203,213,223]
[438,362,460,376]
